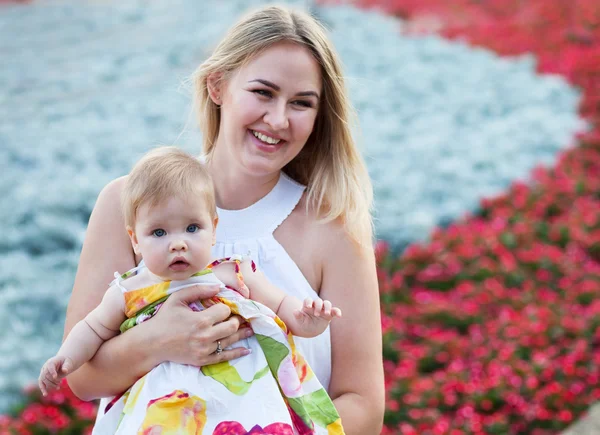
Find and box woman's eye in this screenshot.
[253,89,272,98]
[187,224,199,233]
[152,229,166,237]
[293,100,313,108]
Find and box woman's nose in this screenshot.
[264,102,289,131]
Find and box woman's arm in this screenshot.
[65,177,251,400]
[318,222,385,434]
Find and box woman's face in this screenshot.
[214,42,322,177]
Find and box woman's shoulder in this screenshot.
[291,193,341,230]
[100,175,128,198]
[85,175,132,251]
[91,176,128,216]
[285,194,352,253]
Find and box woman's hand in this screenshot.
[147,284,254,366]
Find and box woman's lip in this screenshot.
[250,128,285,141]
[248,130,285,152]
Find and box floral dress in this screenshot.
[91,257,344,435]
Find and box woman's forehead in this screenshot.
[234,43,322,91]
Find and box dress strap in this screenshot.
[265,172,306,234]
[111,264,144,293]
[207,255,256,295]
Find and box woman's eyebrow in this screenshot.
[249,79,320,99]
[249,78,280,90]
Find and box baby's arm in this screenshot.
[39,284,125,395]
[213,259,341,337]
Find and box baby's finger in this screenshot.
[323,300,332,317]
[45,372,60,387]
[39,379,47,396]
[61,359,73,375]
[332,307,342,318]
[312,298,323,317]
[303,298,313,310]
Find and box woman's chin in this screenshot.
[244,161,281,177]
[240,149,286,176]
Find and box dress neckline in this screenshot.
[215,171,305,241]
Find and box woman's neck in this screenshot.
[206,150,280,210]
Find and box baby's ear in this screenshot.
[127,226,141,255]
[212,216,219,246]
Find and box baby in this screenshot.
[39,146,344,434]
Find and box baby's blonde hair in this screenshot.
[192,5,374,245]
[121,146,216,229]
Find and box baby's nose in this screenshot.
[170,240,187,251]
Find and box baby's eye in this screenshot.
[187,224,199,233]
[152,229,166,237]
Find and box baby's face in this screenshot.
[130,195,217,281]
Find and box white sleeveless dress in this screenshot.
[94,171,333,432]
[212,171,332,390]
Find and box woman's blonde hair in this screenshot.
[192,5,373,245]
[122,146,216,228]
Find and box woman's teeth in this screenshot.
[253,130,281,145]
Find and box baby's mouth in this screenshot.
[169,258,190,271]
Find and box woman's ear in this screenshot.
[207,72,224,106]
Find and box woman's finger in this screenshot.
[199,302,233,326]
[170,284,221,305]
[203,347,252,366]
[209,314,241,337]
[212,319,254,348]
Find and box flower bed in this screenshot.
[349,0,600,433]
[0,380,96,434]
[377,132,600,433]
[357,0,600,121]
[2,0,600,434]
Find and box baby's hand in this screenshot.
[38,356,73,396]
[293,298,342,336]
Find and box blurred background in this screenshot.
[1,0,598,433]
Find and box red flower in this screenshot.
[213,421,295,435]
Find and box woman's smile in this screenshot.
[248,129,286,153]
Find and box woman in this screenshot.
[65,5,384,433]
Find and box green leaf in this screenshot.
[256,333,290,373]
[288,389,341,428]
[500,232,517,248]
[201,362,269,395]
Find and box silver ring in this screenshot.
[215,341,223,355]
